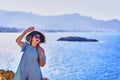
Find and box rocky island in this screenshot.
[57,36,98,42]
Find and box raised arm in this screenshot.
[16,26,34,47]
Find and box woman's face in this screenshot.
[32,34,41,44]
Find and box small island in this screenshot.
[57,36,98,42]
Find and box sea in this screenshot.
[0,32,120,80]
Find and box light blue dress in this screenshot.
[13,41,46,80]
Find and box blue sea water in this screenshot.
[0,32,120,80]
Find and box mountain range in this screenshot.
[0,10,120,32]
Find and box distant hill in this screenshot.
[0,27,23,32]
[0,10,120,32]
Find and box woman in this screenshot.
[13,26,46,80]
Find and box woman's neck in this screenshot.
[31,42,37,48]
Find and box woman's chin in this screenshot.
[36,42,40,45]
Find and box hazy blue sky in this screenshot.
[0,0,119,20]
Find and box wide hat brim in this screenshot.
[26,31,45,43]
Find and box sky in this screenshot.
[0,0,120,20]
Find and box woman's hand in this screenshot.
[16,26,34,47]
[38,46,44,53]
[24,26,34,34]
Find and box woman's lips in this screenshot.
[36,40,39,42]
